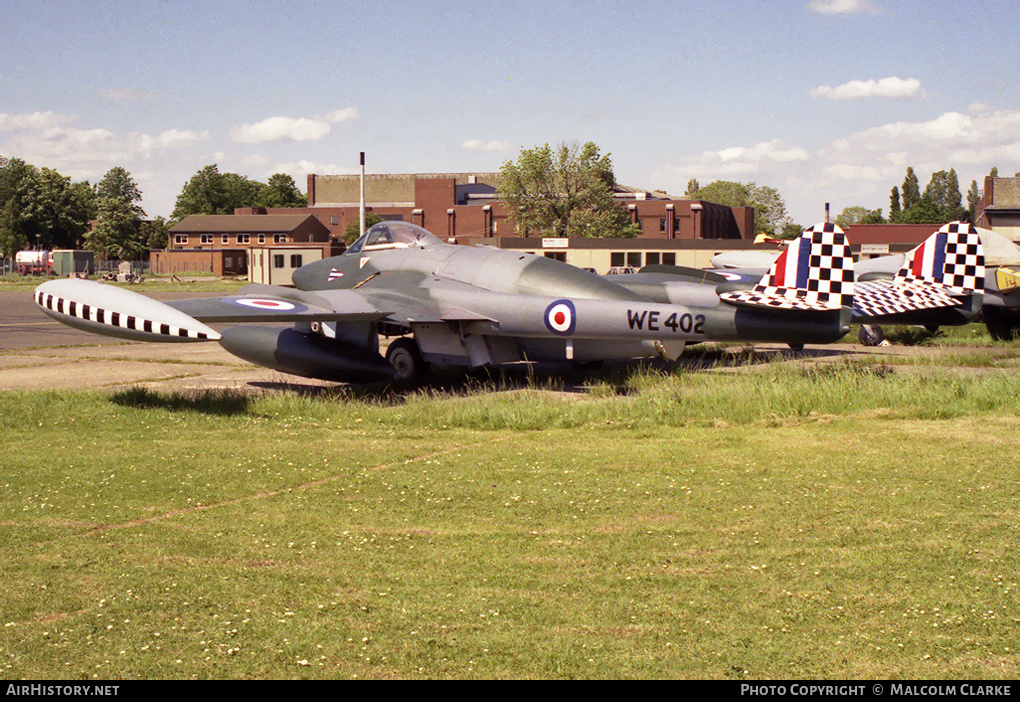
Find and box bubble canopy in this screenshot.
[346,222,442,255]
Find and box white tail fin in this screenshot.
[719,222,854,311]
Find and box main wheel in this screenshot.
[858,324,885,346]
[983,307,1020,341]
[385,337,425,382]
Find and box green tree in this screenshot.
[87,167,147,259]
[258,173,307,208]
[172,165,234,221]
[686,180,790,234]
[889,186,901,222]
[498,141,639,238]
[779,222,803,240]
[897,196,943,224]
[172,166,303,221]
[87,197,145,259]
[921,169,965,222]
[8,163,94,249]
[141,216,170,251]
[342,211,382,245]
[835,205,884,229]
[747,184,789,235]
[966,180,980,222]
[97,166,144,216]
[901,167,920,210]
[0,195,27,258]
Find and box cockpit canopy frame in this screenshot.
[346,222,442,255]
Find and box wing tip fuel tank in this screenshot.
[34,279,221,342]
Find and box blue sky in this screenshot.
[2,0,1018,227]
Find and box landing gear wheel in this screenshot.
[983,307,1020,341]
[386,337,425,382]
[858,324,885,346]
[787,343,804,352]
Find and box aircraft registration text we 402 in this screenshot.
[627,309,705,335]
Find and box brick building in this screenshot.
[301,172,754,243]
[151,213,333,276]
[976,176,1020,240]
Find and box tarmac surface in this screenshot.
[0,286,338,393]
[1,284,925,394]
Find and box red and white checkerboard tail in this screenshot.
[893,221,985,293]
[719,223,854,311]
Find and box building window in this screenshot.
[174,234,188,245]
[544,252,565,262]
[222,234,229,245]
[290,254,303,268]
[272,254,285,269]
[238,234,250,244]
[646,252,660,266]
[258,234,266,244]
[330,215,338,226]
[610,252,625,267]
[627,252,642,267]
[663,253,676,266]
[275,234,287,243]
[200,234,214,244]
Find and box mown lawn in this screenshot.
[0,358,1018,679]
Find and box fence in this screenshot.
[0,257,151,277]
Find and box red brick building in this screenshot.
[151,213,333,276]
[300,173,754,243]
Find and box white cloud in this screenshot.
[653,106,1020,225]
[274,160,357,178]
[230,116,331,144]
[680,140,810,175]
[230,108,358,144]
[461,138,514,152]
[0,111,74,131]
[806,0,883,15]
[809,77,926,100]
[135,129,209,154]
[318,108,358,123]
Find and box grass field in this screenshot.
[1,350,1019,679]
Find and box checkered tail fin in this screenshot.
[718,223,854,311]
[893,221,985,293]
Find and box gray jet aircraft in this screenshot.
[34,221,855,383]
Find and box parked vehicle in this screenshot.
[15,250,53,276]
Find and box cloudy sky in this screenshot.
[2,0,1018,226]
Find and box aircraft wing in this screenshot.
[349,271,497,325]
[166,285,387,323]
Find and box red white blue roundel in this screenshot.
[715,271,745,281]
[235,298,297,311]
[544,299,576,335]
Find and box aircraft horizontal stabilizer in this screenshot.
[718,223,854,312]
[852,222,985,320]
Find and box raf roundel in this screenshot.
[234,298,297,311]
[544,299,576,335]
